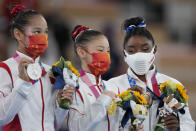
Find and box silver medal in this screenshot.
[27,63,42,80]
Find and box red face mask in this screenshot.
[21,34,48,57]
[84,49,111,76]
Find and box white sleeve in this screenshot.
[54,98,68,131]
[68,91,112,131]
[179,105,195,131]
[0,68,33,126]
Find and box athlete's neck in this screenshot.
[81,63,91,73]
[81,63,99,80]
[17,47,37,60]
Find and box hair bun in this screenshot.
[123,17,144,29]
[123,17,147,33]
[10,4,26,19]
[72,25,89,41]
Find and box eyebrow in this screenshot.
[141,43,150,47]
[96,45,110,50]
[96,45,105,48]
[32,27,48,31]
[32,27,42,30]
[127,45,135,48]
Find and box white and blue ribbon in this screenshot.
[127,74,136,88]
[126,21,146,34]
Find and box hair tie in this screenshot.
[72,26,89,42]
[126,21,146,34]
[11,4,26,19]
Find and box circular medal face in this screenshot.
[27,63,42,80]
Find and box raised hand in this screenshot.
[129,85,144,94]
[162,114,179,131]
[57,87,74,105]
[103,90,116,99]
[18,58,33,82]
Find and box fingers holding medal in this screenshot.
[27,63,42,80]
[18,57,41,81]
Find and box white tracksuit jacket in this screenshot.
[0,51,67,131]
[108,67,195,131]
[67,71,125,131]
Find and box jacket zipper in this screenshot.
[40,79,45,131]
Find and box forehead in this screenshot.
[24,15,47,30]
[126,35,153,47]
[86,35,109,48]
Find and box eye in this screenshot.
[96,47,104,52]
[33,30,41,35]
[128,49,135,54]
[142,47,150,52]
[98,49,104,52]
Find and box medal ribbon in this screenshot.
[80,69,105,99]
[151,70,160,97]
[127,70,160,98]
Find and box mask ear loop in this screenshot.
[80,47,92,55]
[149,46,156,68]
[19,39,29,49]
[124,50,129,57]
[151,46,156,54]
[18,31,32,49]
[79,47,93,66]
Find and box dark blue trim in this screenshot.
[121,100,133,128]
[39,62,45,71]
[126,74,136,88]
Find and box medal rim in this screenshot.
[27,63,42,80]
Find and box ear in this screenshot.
[154,45,157,54]
[76,47,86,59]
[13,28,24,41]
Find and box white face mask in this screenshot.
[124,47,155,75]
